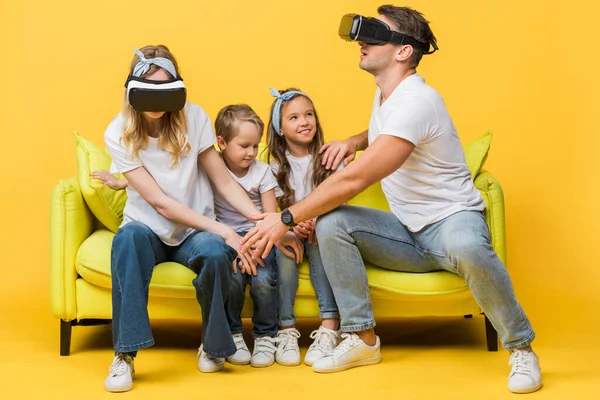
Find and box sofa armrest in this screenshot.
[474,170,507,266]
[49,177,95,320]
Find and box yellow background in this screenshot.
[1,0,598,398]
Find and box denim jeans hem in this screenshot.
[202,344,237,358]
[319,311,340,319]
[279,319,296,328]
[116,337,155,354]
[503,331,536,351]
[231,330,243,335]
[340,321,376,332]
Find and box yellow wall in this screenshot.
[1,0,598,339]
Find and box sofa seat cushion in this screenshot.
[78,229,470,299]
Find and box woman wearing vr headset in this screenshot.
[101,45,295,392]
[243,6,542,394]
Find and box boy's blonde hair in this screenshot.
[121,45,190,165]
[215,104,265,143]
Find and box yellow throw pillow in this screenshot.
[74,131,127,233]
[463,131,493,179]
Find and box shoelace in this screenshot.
[308,328,338,353]
[110,354,131,376]
[510,350,533,373]
[332,333,362,357]
[254,337,278,354]
[278,329,301,351]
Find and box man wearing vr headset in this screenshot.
[242,5,542,394]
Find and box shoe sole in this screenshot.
[509,382,543,394]
[251,361,275,368]
[105,384,133,393]
[276,359,301,366]
[226,358,251,365]
[197,365,224,373]
[312,354,381,373]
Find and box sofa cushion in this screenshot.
[77,229,469,299]
[464,131,493,179]
[75,132,127,233]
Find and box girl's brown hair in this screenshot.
[265,88,333,210]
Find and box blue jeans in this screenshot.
[315,206,535,351]
[226,230,278,338]
[277,238,340,327]
[110,221,238,358]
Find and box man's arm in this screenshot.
[319,130,369,170]
[241,134,415,258]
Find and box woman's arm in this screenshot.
[199,147,261,218]
[123,166,257,274]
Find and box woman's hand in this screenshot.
[91,170,128,190]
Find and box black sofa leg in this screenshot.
[464,314,473,318]
[484,314,499,351]
[60,320,73,356]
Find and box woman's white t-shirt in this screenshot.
[213,159,278,232]
[105,103,216,245]
[368,74,485,232]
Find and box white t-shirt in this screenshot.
[368,73,485,232]
[105,103,216,245]
[271,151,343,204]
[213,159,278,232]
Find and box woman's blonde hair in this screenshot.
[265,88,332,210]
[215,104,264,144]
[121,45,190,165]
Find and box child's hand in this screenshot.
[275,231,304,264]
[293,220,315,240]
[91,170,128,190]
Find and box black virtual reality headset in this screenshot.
[124,76,187,113]
[339,13,438,54]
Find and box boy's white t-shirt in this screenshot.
[105,102,216,246]
[213,159,278,232]
[271,151,343,204]
[368,73,485,232]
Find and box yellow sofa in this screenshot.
[50,153,505,356]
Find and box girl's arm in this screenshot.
[199,147,260,218]
[123,166,257,274]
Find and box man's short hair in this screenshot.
[377,5,437,67]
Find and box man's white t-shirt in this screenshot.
[105,103,216,245]
[213,159,278,232]
[368,73,484,232]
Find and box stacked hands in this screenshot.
[241,139,354,263]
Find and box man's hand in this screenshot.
[241,212,289,261]
[275,231,304,263]
[319,140,356,171]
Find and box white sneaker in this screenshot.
[304,325,341,366]
[275,328,301,366]
[312,333,381,373]
[226,333,251,365]
[508,349,543,393]
[251,336,278,368]
[104,353,135,392]
[196,345,224,373]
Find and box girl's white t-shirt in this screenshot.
[105,103,216,245]
[271,151,342,204]
[213,159,278,232]
[368,74,484,232]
